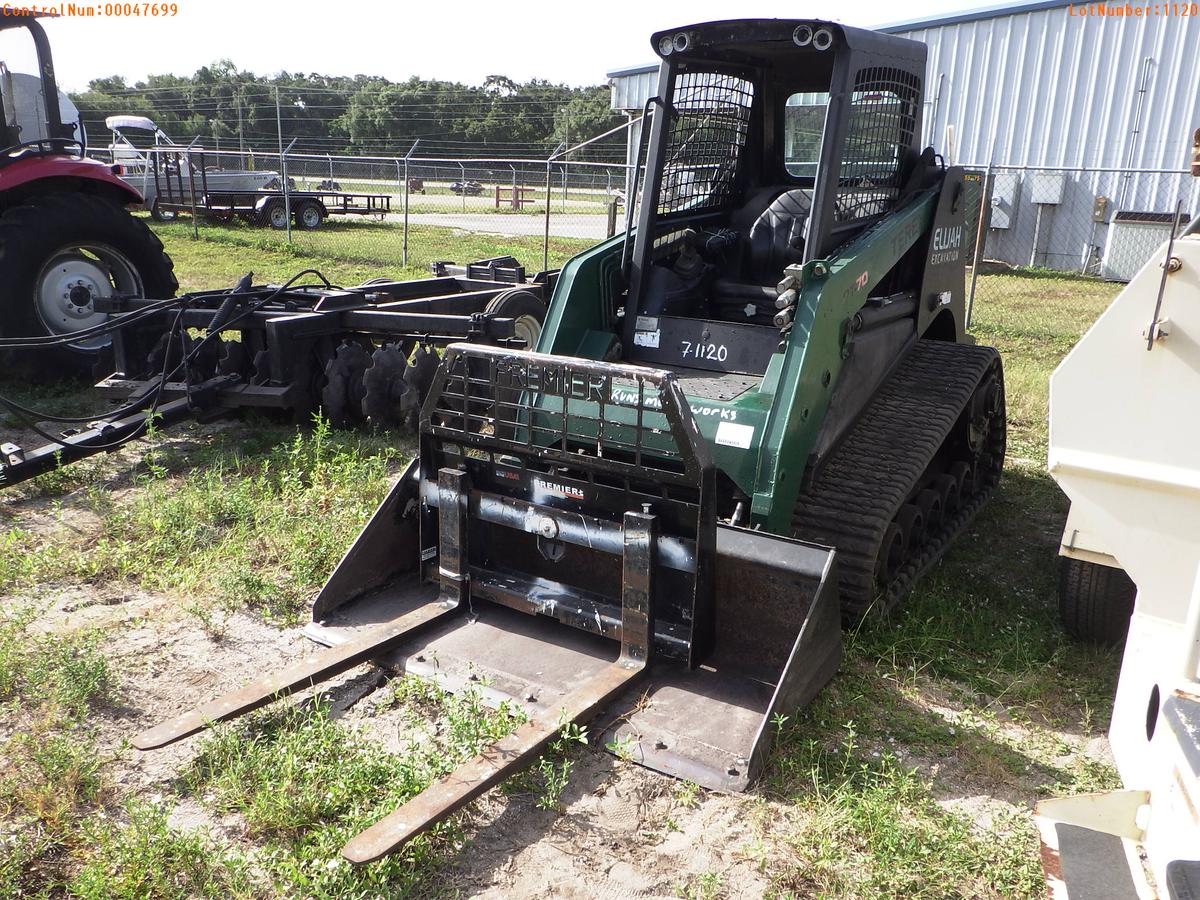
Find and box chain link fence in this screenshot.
[102,137,1197,344]
[100,140,632,280]
[965,163,1197,343]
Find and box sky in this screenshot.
[2,0,987,91]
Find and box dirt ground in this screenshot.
[6,570,1113,898]
[11,573,773,898]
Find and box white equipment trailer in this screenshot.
[1040,143,1200,898]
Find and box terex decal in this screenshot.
[491,357,610,402]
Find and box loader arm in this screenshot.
[753,186,941,531]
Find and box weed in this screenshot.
[0,607,111,718]
[533,722,588,811]
[183,685,523,896]
[69,801,251,900]
[605,732,637,762]
[0,418,409,622]
[766,721,1042,898]
[678,871,724,900]
[674,780,701,809]
[0,610,113,898]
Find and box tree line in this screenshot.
[72,61,626,159]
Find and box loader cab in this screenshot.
[620,19,926,377]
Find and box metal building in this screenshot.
[880,0,1200,171]
[608,3,1200,275]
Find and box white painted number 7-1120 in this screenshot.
[680,341,729,362]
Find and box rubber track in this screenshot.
[791,339,1003,619]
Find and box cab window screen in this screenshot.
[836,67,920,222]
[657,71,754,215]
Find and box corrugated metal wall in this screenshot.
[889,5,1200,270]
[612,9,1200,169]
[610,67,659,113]
[889,5,1200,170]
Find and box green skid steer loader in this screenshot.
[135,18,1005,864]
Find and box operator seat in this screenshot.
[711,188,813,324]
[743,188,811,282]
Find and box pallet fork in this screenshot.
[135,345,842,863]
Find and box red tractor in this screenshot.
[0,15,176,373]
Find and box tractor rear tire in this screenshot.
[1058,556,1136,646]
[0,192,178,377]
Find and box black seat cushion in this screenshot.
[745,189,811,281]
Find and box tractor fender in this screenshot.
[0,154,144,206]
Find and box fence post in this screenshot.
[186,138,200,241]
[282,139,298,243]
[399,158,408,268]
[402,140,419,271]
[543,159,552,272]
[966,159,993,329]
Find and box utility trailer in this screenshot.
[0,257,551,486]
[148,148,391,230]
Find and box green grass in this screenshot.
[70,801,253,900]
[0,416,410,623]
[150,218,595,292]
[747,268,1125,897]
[0,608,112,898]
[765,725,1042,899]
[970,269,1121,464]
[174,682,524,898]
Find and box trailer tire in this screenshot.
[295,201,325,230]
[0,192,177,376]
[1058,556,1136,646]
[484,289,545,350]
[260,199,289,229]
[150,201,177,223]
